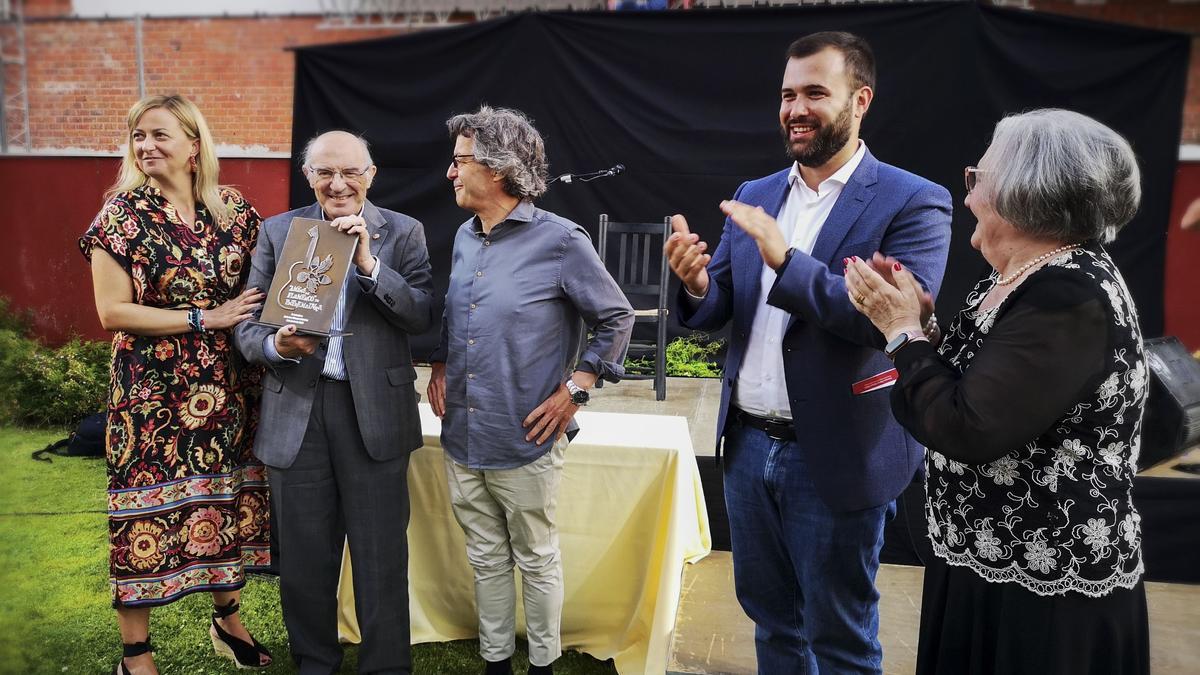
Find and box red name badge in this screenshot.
[852,368,899,395]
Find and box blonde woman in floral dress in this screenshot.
[80,94,272,674]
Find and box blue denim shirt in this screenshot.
[432,200,634,469]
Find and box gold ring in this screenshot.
[855,294,866,305]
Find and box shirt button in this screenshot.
[469,303,477,310]
[484,240,491,246]
[468,407,475,413]
[475,271,483,277]
[468,339,475,345]
[468,373,475,379]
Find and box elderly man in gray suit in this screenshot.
[234,130,433,675]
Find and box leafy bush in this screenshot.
[0,297,109,428]
[10,338,110,427]
[0,296,32,335]
[0,328,38,422]
[626,333,725,378]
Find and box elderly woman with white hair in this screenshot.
[846,109,1149,674]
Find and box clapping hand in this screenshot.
[664,214,711,296]
[845,256,926,341]
[719,200,789,270]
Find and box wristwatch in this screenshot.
[884,331,917,361]
[565,378,590,406]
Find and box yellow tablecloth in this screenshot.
[336,404,711,674]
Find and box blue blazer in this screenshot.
[678,149,952,511]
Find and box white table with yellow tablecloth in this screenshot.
[336,404,712,675]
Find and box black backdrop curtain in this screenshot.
[291,2,1188,359]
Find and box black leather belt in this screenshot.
[735,408,795,442]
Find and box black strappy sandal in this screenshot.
[112,636,154,675]
[210,599,272,669]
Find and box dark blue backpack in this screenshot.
[31,412,105,461]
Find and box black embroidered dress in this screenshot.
[890,244,1149,674]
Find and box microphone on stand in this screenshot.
[550,163,626,185]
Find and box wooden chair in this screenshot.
[598,214,671,401]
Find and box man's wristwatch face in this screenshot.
[565,379,589,405]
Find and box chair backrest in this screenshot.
[598,214,671,306]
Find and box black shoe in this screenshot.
[528,663,554,675]
[483,657,513,675]
[112,636,154,675]
[210,599,273,669]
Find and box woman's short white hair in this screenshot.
[446,105,548,200]
[981,109,1141,244]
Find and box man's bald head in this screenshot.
[303,130,373,170]
[302,130,377,218]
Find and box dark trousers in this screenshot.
[268,379,412,675]
[723,420,894,675]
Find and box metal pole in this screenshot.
[0,31,8,153]
[135,15,145,98]
[17,0,28,150]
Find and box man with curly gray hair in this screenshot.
[428,106,634,675]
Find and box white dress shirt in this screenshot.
[733,141,867,420]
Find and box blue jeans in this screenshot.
[723,419,894,675]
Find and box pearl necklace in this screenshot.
[995,243,1080,286]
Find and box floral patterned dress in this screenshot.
[79,185,270,608]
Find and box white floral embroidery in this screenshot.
[1126,360,1145,394]
[975,526,1003,562]
[1023,536,1058,574]
[1100,279,1127,327]
[983,456,1020,486]
[1096,372,1120,404]
[1099,441,1126,468]
[925,248,1144,598]
[1120,512,1140,547]
[1080,518,1112,556]
[944,520,965,548]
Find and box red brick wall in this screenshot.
[13,15,414,153]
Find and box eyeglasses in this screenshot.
[307,166,370,183]
[450,154,476,169]
[964,166,989,194]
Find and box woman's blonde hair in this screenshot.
[106,94,230,224]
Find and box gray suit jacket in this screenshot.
[234,200,434,468]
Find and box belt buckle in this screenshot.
[764,422,790,441]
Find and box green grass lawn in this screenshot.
[0,427,615,674]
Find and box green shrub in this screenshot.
[626,333,725,378]
[0,296,32,336]
[0,328,38,423]
[10,337,110,427]
[0,297,109,428]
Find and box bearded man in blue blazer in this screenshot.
[667,32,951,674]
